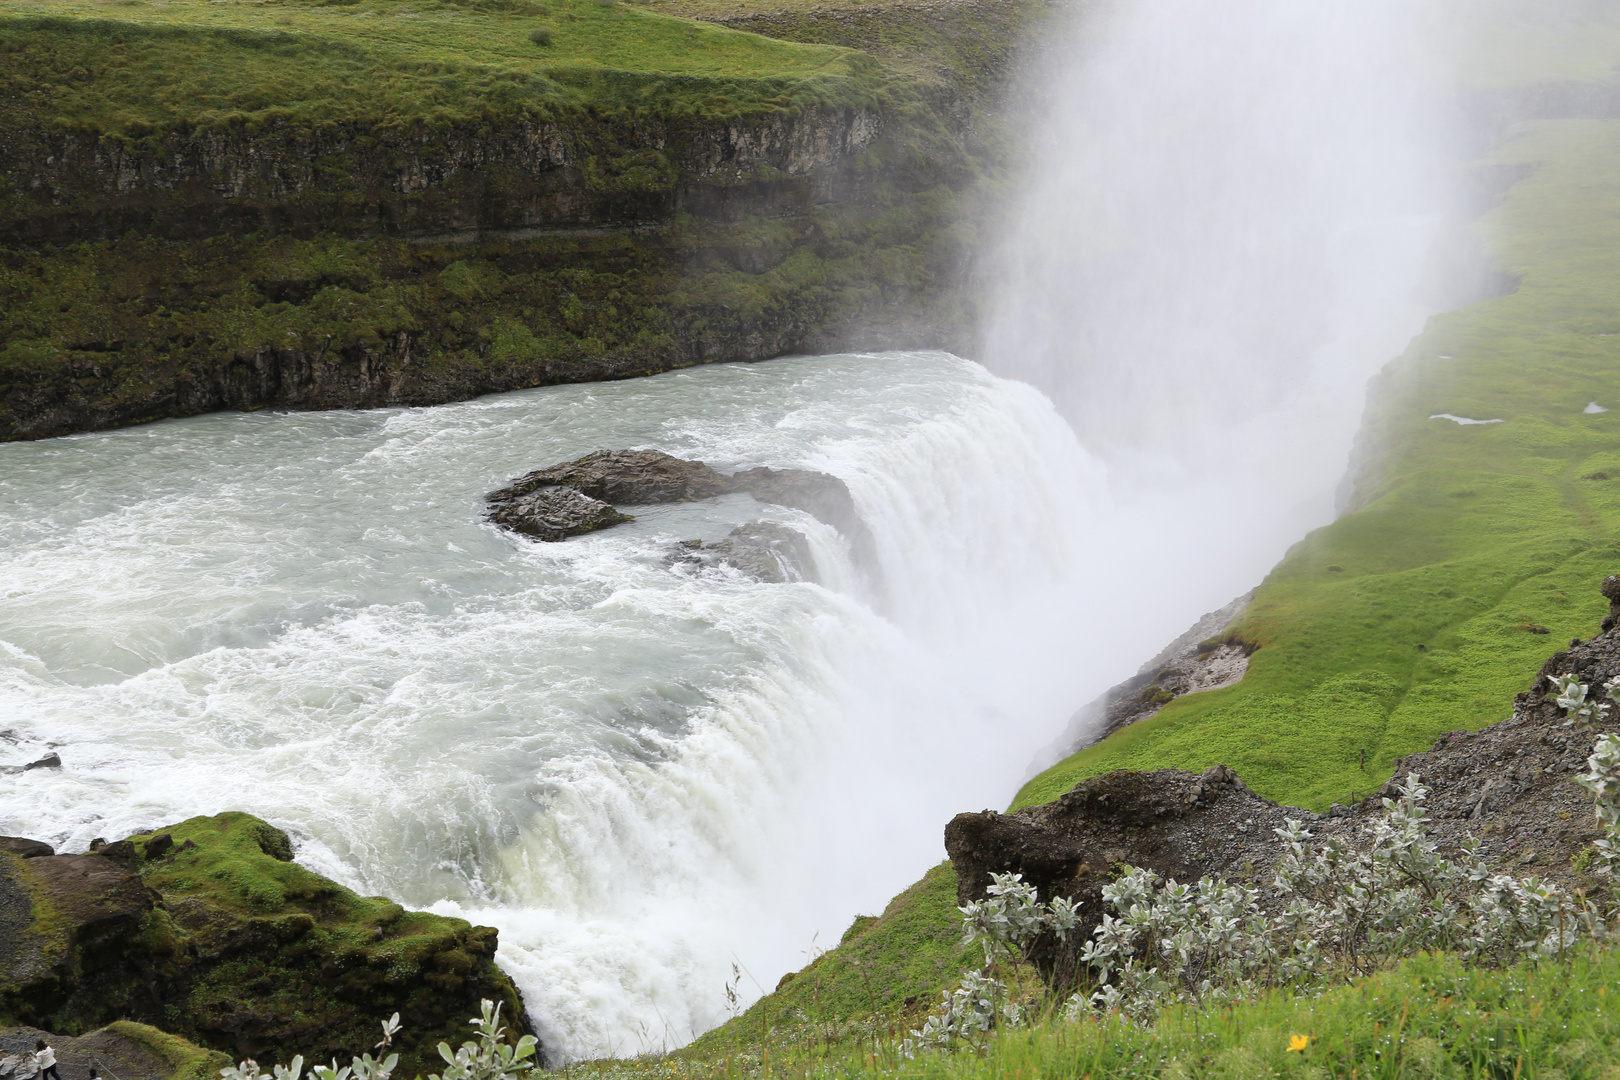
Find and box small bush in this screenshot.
[527,26,552,45]
[222,1000,536,1080]
[905,719,1620,1052]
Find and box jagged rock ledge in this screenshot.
[0,813,532,1074]
[1030,591,1257,771]
[486,448,873,579]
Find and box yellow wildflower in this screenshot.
[1286,1034,1311,1053]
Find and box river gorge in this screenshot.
[5,0,1617,1069]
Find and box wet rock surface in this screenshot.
[0,755,63,777]
[0,841,52,861]
[1033,592,1255,769]
[487,450,867,560]
[951,576,1620,991]
[727,467,861,540]
[486,486,633,541]
[490,450,735,507]
[0,1023,198,1080]
[0,813,532,1073]
[673,522,817,583]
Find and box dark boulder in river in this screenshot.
[490,449,734,507]
[727,466,864,544]
[487,450,870,558]
[674,522,818,584]
[0,812,532,1074]
[487,486,633,542]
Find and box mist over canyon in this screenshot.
[1,0,1607,1065]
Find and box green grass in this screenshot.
[830,946,1620,1080]
[561,945,1620,1079]
[675,864,978,1063]
[0,0,872,140]
[103,1021,234,1080]
[1017,119,1620,814]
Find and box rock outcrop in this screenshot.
[1030,592,1256,771]
[951,576,1620,991]
[487,450,869,565]
[0,813,531,1074]
[945,764,1285,989]
[490,450,735,507]
[727,467,863,542]
[673,522,818,583]
[0,1020,228,1080]
[486,486,633,542]
[0,754,62,777]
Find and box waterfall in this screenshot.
[983,0,1460,580]
[0,352,1123,1060]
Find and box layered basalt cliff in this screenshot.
[0,0,1048,440]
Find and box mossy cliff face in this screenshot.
[0,1,1048,440]
[0,812,529,1074]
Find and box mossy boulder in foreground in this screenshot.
[0,812,530,1074]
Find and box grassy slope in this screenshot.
[672,864,976,1063]
[1017,118,1620,814]
[563,945,1620,1079]
[0,0,865,136]
[103,1022,234,1080]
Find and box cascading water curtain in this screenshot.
[979,0,1463,629]
[985,0,1458,468]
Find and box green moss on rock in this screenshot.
[0,813,529,1075]
[103,1021,235,1080]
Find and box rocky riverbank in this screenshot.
[0,813,529,1075]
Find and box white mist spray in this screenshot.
[980,0,1463,673]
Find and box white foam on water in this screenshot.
[0,352,1112,1061]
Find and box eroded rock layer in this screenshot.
[0,813,531,1074]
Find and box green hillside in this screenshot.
[1019,118,1620,813]
[0,0,869,138]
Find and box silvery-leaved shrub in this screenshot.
[220,1000,537,1080]
[1552,671,1620,726]
[912,679,1620,1034]
[1559,674,1620,880]
[1577,730,1620,877]
[902,872,1080,1053]
[1068,724,1620,1023]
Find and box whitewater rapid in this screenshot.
[0,352,1135,1060]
